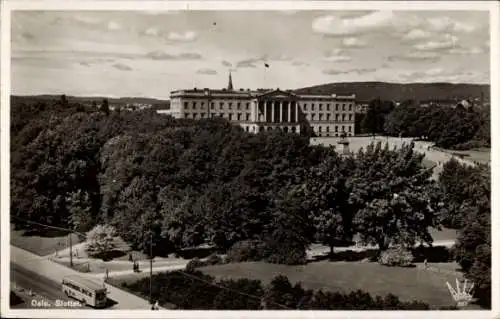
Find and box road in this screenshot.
[10,263,90,309]
[10,246,165,310]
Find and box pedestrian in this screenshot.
[105,268,109,279]
[129,253,133,262]
[424,259,428,269]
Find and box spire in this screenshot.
[227,71,234,91]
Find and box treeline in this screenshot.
[10,95,490,307]
[122,270,437,310]
[357,99,490,150]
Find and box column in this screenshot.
[263,102,267,122]
[280,101,284,123]
[288,101,292,123]
[271,101,275,123]
[295,101,299,122]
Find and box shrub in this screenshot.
[379,246,414,267]
[226,240,270,263]
[212,278,264,309]
[185,257,206,272]
[267,246,307,265]
[412,245,454,263]
[85,224,117,259]
[206,253,223,266]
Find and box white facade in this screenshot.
[165,87,356,136]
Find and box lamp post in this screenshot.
[149,232,153,308]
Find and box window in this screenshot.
[326,126,330,132]
[342,104,345,111]
[327,114,331,121]
[319,114,323,121]
[326,104,330,111]
[311,104,315,111]
[303,104,308,111]
[246,103,250,110]
[342,114,346,121]
[211,102,215,109]
[319,104,323,111]
[228,102,232,109]
[237,102,241,109]
[335,104,339,111]
[342,125,345,132]
[237,113,242,121]
[184,102,189,108]
[318,126,322,132]
[219,113,224,117]
[193,102,197,109]
[335,126,338,132]
[348,104,352,111]
[201,102,205,108]
[185,113,190,118]
[245,126,249,132]
[335,114,339,121]
[219,102,224,109]
[193,113,197,119]
[211,114,215,118]
[311,114,316,120]
[348,126,352,132]
[246,113,250,121]
[228,114,233,120]
[201,113,205,118]
[349,114,353,121]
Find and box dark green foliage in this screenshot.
[226,240,271,263]
[439,160,490,308]
[384,101,489,149]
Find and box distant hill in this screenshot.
[11,95,170,108]
[294,82,490,103]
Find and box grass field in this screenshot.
[10,224,81,257]
[201,261,461,308]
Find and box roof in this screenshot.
[63,275,106,291]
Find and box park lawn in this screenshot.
[447,148,490,164]
[10,224,81,257]
[201,261,460,308]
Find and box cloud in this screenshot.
[113,63,132,71]
[167,31,197,42]
[402,29,432,41]
[341,37,367,48]
[107,21,121,31]
[79,61,91,67]
[323,49,351,62]
[413,34,458,52]
[426,17,476,33]
[292,61,309,66]
[236,56,266,68]
[312,11,394,36]
[387,51,440,63]
[196,68,218,75]
[447,46,484,55]
[146,51,203,60]
[143,27,161,37]
[323,68,376,75]
[221,60,232,67]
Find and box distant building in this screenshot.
[162,73,356,136]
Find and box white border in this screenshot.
[1,1,499,319]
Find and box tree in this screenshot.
[349,142,439,254]
[298,150,353,256]
[101,99,110,116]
[85,224,117,257]
[67,189,95,234]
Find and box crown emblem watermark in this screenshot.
[446,278,474,308]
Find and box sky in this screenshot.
[11,10,490,99]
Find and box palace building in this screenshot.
[162,72,356,137]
